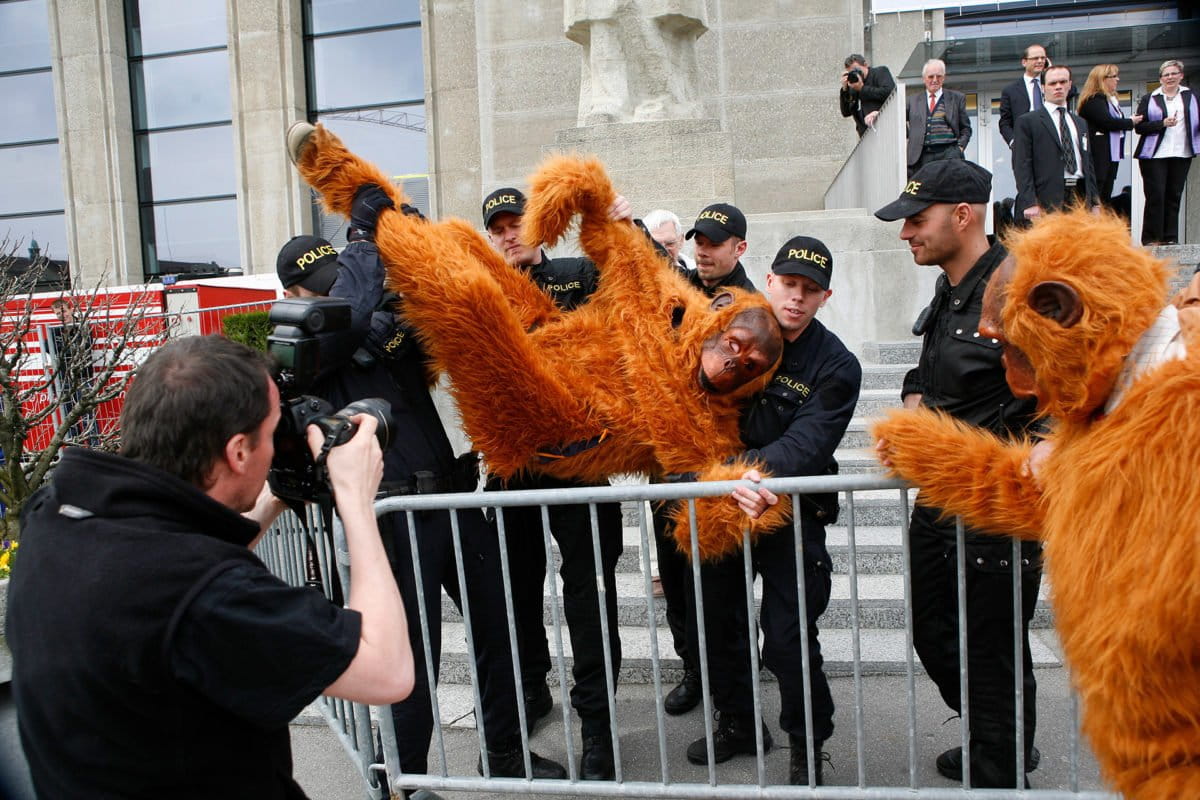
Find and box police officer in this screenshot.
[686,236,861,787]
[649,202,760,717]
[482,187,625,781]
[874,160,1042,788]
[682,203,757,294]
[276,186,566,794]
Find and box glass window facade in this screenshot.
[0,0,66,261]
[304,2,428,241]
[126,0,239,277]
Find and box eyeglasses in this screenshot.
[1105,73,1119,79]
[1160,71,1183,78]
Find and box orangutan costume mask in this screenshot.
[288,122,789,561]
[874,208,1200,799]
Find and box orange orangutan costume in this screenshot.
[289,123,790,561]
[874,209,1200,799]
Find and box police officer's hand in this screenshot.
[608,194,633,222]
[350,184,396,234]
[732,469,778,520]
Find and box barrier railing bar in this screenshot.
[742,525,768,786]
[687,499,718,787]
[792,493,818,790]
[955,517,972,789]
[591,501,624,783]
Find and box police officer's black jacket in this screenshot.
[493,250,603,492]
[528,249,600,311]
[901,242,1039,438]
[313,239,457,483]
[740,318,862,522]
[687,260,757,297]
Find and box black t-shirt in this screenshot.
[171,563,362,729]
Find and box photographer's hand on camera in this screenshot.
[308,413,384,522]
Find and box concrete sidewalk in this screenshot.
[291,663,1111,800]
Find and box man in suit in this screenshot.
[1012,64,1099,223]
[998,43,1048,147]
[907,59,972,178]
[840,54,896,137]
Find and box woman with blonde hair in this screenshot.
[1077,63,1142,210]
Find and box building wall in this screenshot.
[427,0,906,223]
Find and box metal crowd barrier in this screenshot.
[259,474,1120,800]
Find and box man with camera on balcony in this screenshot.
[276,185,567,795]
[840,53,896,137]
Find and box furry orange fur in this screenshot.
[292,124,790,561]
[873,209,1200,798]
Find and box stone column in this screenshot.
[553,119,734,222]
[46,0,142,285]
[227,0,309,276]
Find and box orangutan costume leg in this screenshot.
[874,208,1200,799]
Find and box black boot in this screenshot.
[664,669,702,715]
[478,737,566,780]
[686,713,773,765]
[580,734,615,780]
[522,680,553,734]
[788,735,829,786]
[936,744,1041,781]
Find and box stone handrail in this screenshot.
[824,80,908,212]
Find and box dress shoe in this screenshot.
[580,735,615,780]
[523,680,553,734]
[936,744,1041,781]
[686,713,773,765]
[478,739,566,780]
[788,736,830,786]
[285,121,316,165]
[664,669,702,716]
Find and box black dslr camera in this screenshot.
[267,297,394,504]
[846,68,864,85]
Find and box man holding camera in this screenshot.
[7,334,411,797]
[840,53,896,137]
[278,187,566,790]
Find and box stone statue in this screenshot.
[565,0,708,125]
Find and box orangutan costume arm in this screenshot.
[872,408,1046,540]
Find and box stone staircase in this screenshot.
[429,339,1062,716]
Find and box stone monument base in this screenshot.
[552,119,734,222]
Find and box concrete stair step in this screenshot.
[861,340,921,365]
[853,388,906,418]
[860,363,913,391]
[430,622,1061,689]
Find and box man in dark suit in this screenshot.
[906,59,972,177]
[840,53,896,137]
[1012,64,1099,223]
[998,43,1048,147]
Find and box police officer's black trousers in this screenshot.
[383,508,520,774]
[686,518,835,743]
[502,499,623,738]
[909,504,1041,788]
[652,501,694,671]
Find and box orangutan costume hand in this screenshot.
[288,123,791,561]
[874,208,1200,799]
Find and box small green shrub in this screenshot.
[222,311,272,352]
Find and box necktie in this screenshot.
[1058,107,1077,175]
[1032,79,1044,110]
[929,94,937,114]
